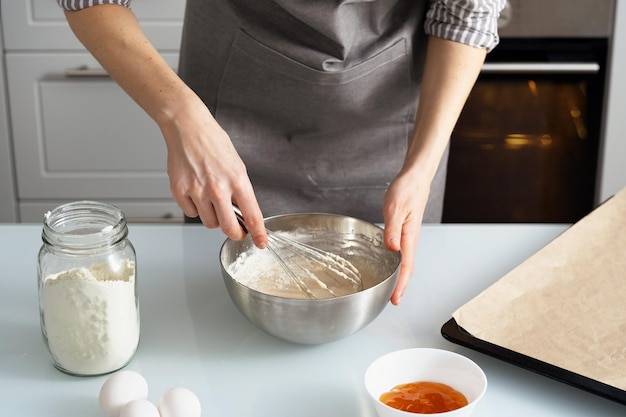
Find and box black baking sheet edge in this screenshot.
[441,318,626,405]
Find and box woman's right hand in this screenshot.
[160,93,268,249]
[63,4,267,248]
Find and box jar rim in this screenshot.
[42,201,128,250]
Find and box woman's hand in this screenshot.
[383,36,487,305]
[383,171,430,306]
[161,94,268,249]
[64,4,268,248]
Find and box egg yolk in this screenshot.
[379,381,468,414]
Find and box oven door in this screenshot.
[442,39,607,223]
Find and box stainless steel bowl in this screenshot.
[219,213,401,344]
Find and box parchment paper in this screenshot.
[453,186,626,391]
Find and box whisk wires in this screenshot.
[233,205,364,299]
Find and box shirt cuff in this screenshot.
[57,0,131,11]
[424,0,506,52]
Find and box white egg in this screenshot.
[119,399,160,417]
[99,370,149,417]
[158,387,202,417]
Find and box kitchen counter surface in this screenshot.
[1,223,624,416]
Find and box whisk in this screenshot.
[232,205,363,299]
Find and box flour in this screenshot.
[227,232,365,299]
[42,259,139,375]
[228,249,299,296]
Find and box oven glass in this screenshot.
[442,40,606,223]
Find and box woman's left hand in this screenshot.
[382,171,430,305]
[383,36,487,305]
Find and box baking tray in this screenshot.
[441,317,626,405]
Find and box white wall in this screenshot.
[598,0,626,202]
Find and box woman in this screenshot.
[57,0,504,305]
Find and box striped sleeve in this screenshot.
[424,0,506,52]
[57,0,131,11]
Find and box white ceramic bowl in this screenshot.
[364,348,487,417]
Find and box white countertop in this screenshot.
[1,223,624,416]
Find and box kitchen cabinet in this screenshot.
[2,0,184,50]
[1,0,186,222]
[0,24,17,222]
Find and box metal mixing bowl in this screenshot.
[219,213,401,344]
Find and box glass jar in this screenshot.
[37,201,139,376]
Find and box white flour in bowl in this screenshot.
[41,260,139,375]
[227,248,300,296]
[226,231,367,299]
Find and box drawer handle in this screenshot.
[65,66,110,78]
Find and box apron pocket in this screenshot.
[215,29,413,205]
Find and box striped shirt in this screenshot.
[57,0,131,9]
[57,0,504,51]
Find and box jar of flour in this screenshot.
[37,201,139,376]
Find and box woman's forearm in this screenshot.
[403,36,486,183]
[62,4,269,248]
[63,4,202,133]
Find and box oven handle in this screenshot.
[481,62,600,74]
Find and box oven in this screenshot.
[442,0,615,223]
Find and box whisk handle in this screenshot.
[232,204,248,233]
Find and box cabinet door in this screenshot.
[0,28,17,221]
[7,53,178,200]
[1,0,185,51]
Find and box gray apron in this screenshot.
[179,0,447,223]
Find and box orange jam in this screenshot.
[379,381,468,414]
